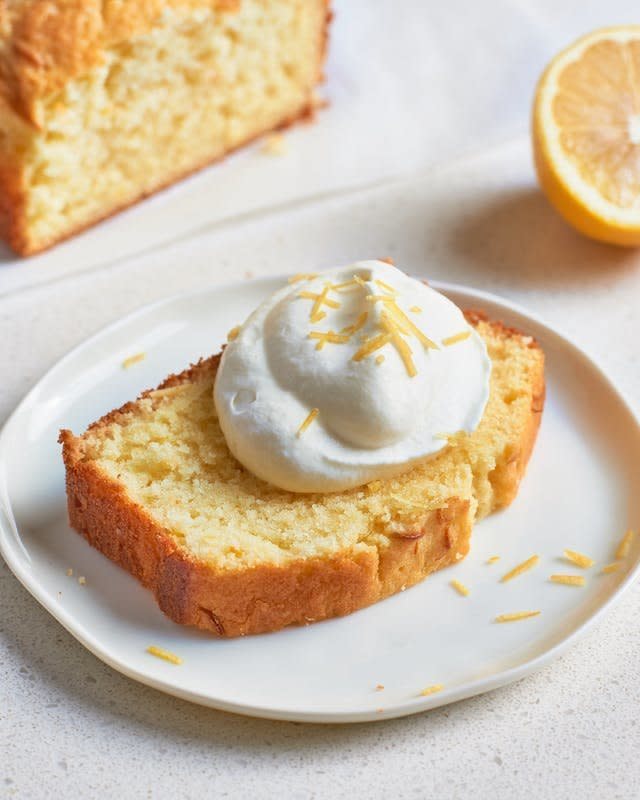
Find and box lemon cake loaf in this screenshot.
[0,0,330,255]
[60,312,545,637]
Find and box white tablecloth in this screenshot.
[1,3,639,798]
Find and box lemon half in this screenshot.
[533,27,640,246]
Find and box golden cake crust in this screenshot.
[59,316,545,637]
[464,310,545,509]
[0,157,23,249]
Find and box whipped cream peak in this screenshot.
[214,261,491,493]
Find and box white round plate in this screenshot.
[0,278,639,723]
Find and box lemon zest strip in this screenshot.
[380,312,417,377]
[563,549,595,569]
[308,330,351,350]
[442,330,472,346]
[340,311,368,336]
[419,684,444,697]
[500,554,540,583]
[495,611,541,623]
[352,332,392,361]
[616,529,634,559]
[296,408,319,437]
[147,646,183,665]
[550,574,585,586]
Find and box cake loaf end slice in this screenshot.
[0,0,331,255]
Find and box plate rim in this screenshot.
[1,276,639,724]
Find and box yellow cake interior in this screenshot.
[77,319,542,570]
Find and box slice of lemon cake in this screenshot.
[0,0,330,255]
[60,294,544,637]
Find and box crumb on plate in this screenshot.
[262,133,286,155]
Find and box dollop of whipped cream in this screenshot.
[214,261,491,493]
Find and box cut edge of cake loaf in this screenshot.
[0,0,331,256]
[59,312,545,637]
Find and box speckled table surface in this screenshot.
[1,137,639,799]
